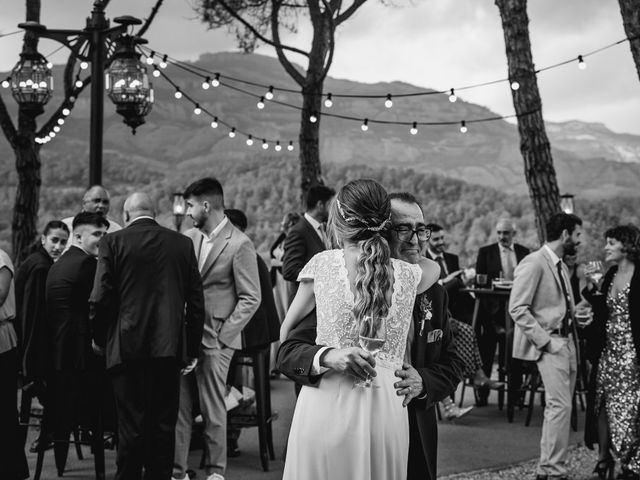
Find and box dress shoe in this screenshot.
[29,433,54,453]
[473,378,505,390]
[171,475,191,480]
[206,474,225,480]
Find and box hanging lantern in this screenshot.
[560,194,575,214]
[106,35,153,133]
[10,50,53,107]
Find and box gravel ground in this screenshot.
[440,444,602,479]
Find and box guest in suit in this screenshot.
[509,212,583,480]
[0,247,29,480]
[282,184,335,303]
[61,185,122,241]
[45,212,108,470]
[173,179,261,480]
[270,212,301,321]
[90,193,205,480]
[276,192,463,480]
[224,209,280,457]
[475,218,530,405]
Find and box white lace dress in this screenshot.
[282,249,421,480]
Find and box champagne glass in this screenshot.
[585,260,604,295]
[354,315,386,388]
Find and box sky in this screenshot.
[0,0,638,135]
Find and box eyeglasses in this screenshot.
[391,224,431,241]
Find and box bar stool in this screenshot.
[227,347,277,471]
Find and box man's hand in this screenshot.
[91,340,105,357]
[181,358,198,375]
[442,270,463,285]
[321,347,376,381]
[394,363,425,407]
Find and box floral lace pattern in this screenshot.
[298,249,421,370]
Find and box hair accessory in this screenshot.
[336,199,392,232]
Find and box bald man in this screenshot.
[62,185,122,237]
[90,192,205,480]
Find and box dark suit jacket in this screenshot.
[282,217,325,302]
[15,247,53,378]
[89,218,205,370]
[241,255,280,350]
[275,283,463,480]
[426,251,474,324]
[45,246,97,371]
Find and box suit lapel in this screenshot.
[200,221,233,278]
[303,218,325,251]
[540,247,565,294]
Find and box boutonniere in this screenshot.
[420,299,433,336]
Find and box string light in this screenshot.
[174,88,182,99]
[1,79,10,88]
[202,77,211,89]
[578,55,586,70]
[146,51,155,65]
[44,135,51,142]
[246,135,253,146]
[448,88,457,103]
[410,122,418,135]
[46,62,53,69]
[310,113,318,123]
[152,66,160,78]
[53,126,60,133]
[257,96,265,109]
[385,94,393,108]
[324,93,333,108]
[228,127,236,138]
[510,81,520,90]
[57,118,64,125]
[62,108,70,116]
[159,55,168,69]
[80,61,89,70]
[211,73,220,87]
[75,79,83,88]
[275,141,282,152]
[460,120,467,133]
[211,118,218,128]
[265,86,274,100]
[194,104,201,115]
[288,141,294,151]
[361,118,369,131]
[49,131,56,138]
[262,139,269,150]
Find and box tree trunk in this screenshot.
[618,0,640,82]
[12,108,42,264]
[299,81,324,193]
[495,0,560,243]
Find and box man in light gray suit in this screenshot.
[172,178,261,480]
[509,212,583,480]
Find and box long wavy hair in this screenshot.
[328,179,393,321]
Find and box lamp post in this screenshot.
[15,0,153,186]
[560,194,575,214]
[173,192,186,232]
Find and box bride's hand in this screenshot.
[321,347,376,381]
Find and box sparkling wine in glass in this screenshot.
[585,260,604,295]
[354,314,386,388]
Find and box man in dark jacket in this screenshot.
[277,192,463,480]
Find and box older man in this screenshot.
[277,192,462,480]
[62,185,122,243]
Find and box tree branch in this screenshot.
[0,93,18,148]
[37,76,91,137]
[271,0,305,85]
[137,0,164,38]
[216,0,310,57]
[335,0,367,25]
[320,0,336,79]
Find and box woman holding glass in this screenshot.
[583,225,640,480]
[280,179,438,480]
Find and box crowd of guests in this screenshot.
[0,177,639,480]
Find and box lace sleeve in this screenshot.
[411,262,422,286]
[297,253,319,282]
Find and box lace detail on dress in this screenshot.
[302,249,421,370]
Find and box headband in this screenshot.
[336,199,392,232]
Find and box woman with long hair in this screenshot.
[280,179,439,480]
[584,225,640,480]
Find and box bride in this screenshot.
[280,179,439,480]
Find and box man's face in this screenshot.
[318,197,334,223]
[83,188,110,216]
[496,221,515,248]
[563,224,582,256]
[389,199,426,265]
[185,196,209,229]
[75,224,107,257]
[428,230,446,255]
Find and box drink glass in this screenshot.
[355,315,386,388]
[585,261,604,296]
[475,274,488,288]
[575,305,593,327]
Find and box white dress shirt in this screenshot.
[304,212,326,246]
[499,243,518,280]
[198,216,228,272]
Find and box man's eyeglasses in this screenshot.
[391,224,431,242]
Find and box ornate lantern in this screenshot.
[172,192,186,232]
[560,194,575,214]
[106,35,153,133]
[10,50,53,107]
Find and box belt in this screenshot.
[549,329,568,337]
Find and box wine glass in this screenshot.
[354,315,386,388]
[585,260,604,296]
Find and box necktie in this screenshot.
[503,247,515,280]
[556,262,572,336]
[318,223,329,249]
[436,256,447,279]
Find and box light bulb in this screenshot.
[46,62,53,69]
[385,94,393,108]
[262,140,269,150]
[35,138,42,144]
[53,126,60,133]
[57,118,65,125]
[246,136,254,146]
[26,79,33,86]
[460,121,467,133]
[578,55,586,70]
[152,68,160,78]
[146,55,154,65]
[510,81,520,91]
[160,55,168,69]
[287,141,294,151]
[75,79,83,88]
[49,132,56,138]
[275,141,282,152]
[257,97,265,109]
[324,94,333,108]
[361,119,369,132]
[202,78,210,90]
[44,135,51,142]
[62,108,71,116]
[211,74,220,87]
[194,105,201,115]
[174,89,182,99]
[80,61,88,70]
[265,86,274,100]
[1,80,9,88]
[229,128,236,138]
[211,118,218,129]
[410,122,418,135]
[39,81,47,88]
[448,88,457,103]
[310,114,317,123]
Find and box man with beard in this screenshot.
[277,192,462,480]
[509,213,583,480]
